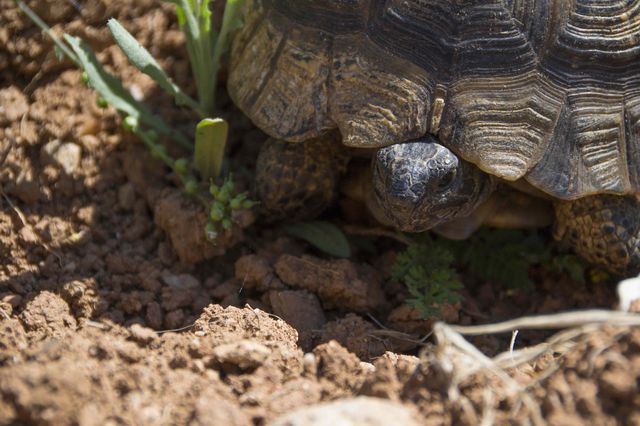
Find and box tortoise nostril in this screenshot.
[390,179,409,196]
[410,181,426,197]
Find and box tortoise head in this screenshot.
[370,136,495,232]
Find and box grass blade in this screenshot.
[194,117,228,180]
[64,34,192,150]
[283,221,352,258]
[212,0,244,73]
[107,18,201,114]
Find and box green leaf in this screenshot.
[194,117,228,180]
[548,254,586,284]
[212,0,244,71]
[172,0,215,113]
[283,221,351,258]
[106,18,201,114]
[392,236,463,318]
[63,34,192,150]
[450,229,542,290]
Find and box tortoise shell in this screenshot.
[228,0,640,200]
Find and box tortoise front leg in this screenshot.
[554,195,640,276]
[255,134,348,221]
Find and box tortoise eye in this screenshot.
[437,168,457,190]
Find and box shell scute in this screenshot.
[229,0,640,199]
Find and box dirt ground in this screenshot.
[1,1,639,425]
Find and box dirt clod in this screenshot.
[19,291,77,339]
[212,339,271,371]
[269,290,326,332]
[274,255,386,313]
[0,86,28,124]
[154,189,225,264]
[235,254,285,291]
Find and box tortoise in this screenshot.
[227,0,640,276]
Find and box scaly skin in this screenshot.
[255,134,348,221]
[555,195,640,276]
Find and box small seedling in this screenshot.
[16,0,255,241]
[205,177,257,241]
[392,235,463,318]
[446,229,586,290]
[392,229,587,318]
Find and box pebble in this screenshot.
[269,397,424,426]
[0,86,28,124]
[41,140,82,174]
[1,293,22,308]
[212,339,270,370]
[129,323,159,345]
[269,290,326,332]
[161,273,201,311]
[618,275,640,312]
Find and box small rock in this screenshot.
[212,339,270,371]
[41,140,82,175]
[269,290,326,332]
[269,397,424,426]
[129,323,158,345]
[0,86,28,124]
[118,183,136,211]
[303,353,317,377]
[18,226,39,244]
[161,273,202,311]
[162,272,201,289]
[1,293,22,308]
[618,275,640,312]
[0,301,13,317]
[211,279,241,302]
[235,254,284,291]
[57,143,82,174]
[76,205,98,224]
[79,134,101,151]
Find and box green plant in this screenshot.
[283,221,352,258]
[392,229,587,318]
[16,0,254,241]
[451,229,545,291]
[392,236,463,318]
[448,229,586,290]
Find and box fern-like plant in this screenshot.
[392,236,463,318]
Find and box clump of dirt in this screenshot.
[1,0,639,424]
